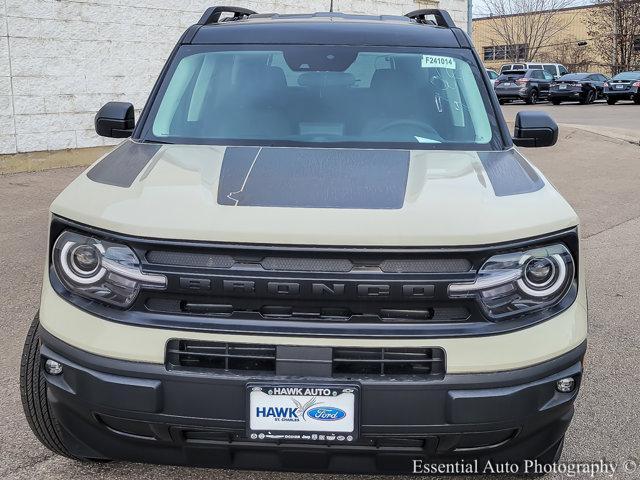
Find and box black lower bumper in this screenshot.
[605,91,639,101]
[40,329,586,473]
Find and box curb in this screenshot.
[0,146,112,175]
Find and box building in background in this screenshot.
[0,0,468,156]
[473,2,640,75]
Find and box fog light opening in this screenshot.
[44,359,63,375]
[556,377,575,393]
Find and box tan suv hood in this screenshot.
[51,141,578,246]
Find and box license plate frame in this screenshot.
[246,383,360,444]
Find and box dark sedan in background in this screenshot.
[604,71,640,104]
[494,69,554,104]
[549,73,609,105]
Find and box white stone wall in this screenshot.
[0,0,468,154]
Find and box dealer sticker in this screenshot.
[422,55,456,69]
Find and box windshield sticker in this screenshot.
[415,136,441,144]
[422,55,456,70]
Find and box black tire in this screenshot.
[498,99,507,105]
[20,314,83,460]
[580,90,595,105]
[551,99,561,105]
[607,97,617,105]
[634,96,640,105]
[525,90,538,105]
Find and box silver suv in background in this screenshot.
[500,63,568,79]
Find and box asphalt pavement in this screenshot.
[1,104,640,479]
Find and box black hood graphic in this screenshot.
[217,147,410,209]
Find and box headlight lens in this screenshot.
[52,231,166,308]
[448,243,575,320]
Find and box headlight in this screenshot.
[448,243,575,320]
[52,230,166,308]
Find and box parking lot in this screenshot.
[1,102,640,479]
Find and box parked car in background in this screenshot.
[500,63,568,79]
[486,69,499,86]
[604,71,640,104]
[549,73,609,105]
[495,69,554,104]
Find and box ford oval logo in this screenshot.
[306,407,346,421]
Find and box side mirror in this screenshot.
[513,111,558,148]
[95,102,134,138]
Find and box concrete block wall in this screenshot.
[0,0,468,155]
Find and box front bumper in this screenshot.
[40,328,586,473]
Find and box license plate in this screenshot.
[615,84,624,89]
[559,84,567,90]
[502,82,512,86]
[247,384,358,443]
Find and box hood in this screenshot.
[51,141,578,246]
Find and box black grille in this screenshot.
[146,250,472,273]
[147,298,471,324]
[166,341,445,379]
[332,347,445,377]
[166,340,276,373]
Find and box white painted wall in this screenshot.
[0,0,468,154]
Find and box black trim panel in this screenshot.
[217,147,409,209]
[478,150,544,197]
[86,141,161,188]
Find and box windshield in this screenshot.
[613,72,640,81]
[141,45,502,150]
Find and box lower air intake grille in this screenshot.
[166,341,446,379]
[166,340,276,373]
[332,347,446,377]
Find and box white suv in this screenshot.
[20,7,586,475]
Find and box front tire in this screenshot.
[20,314,91,461]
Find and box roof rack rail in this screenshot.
[198,6,257,25]
[405,9,456,28]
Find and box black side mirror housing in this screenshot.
[95,102,135,138]
[513,111,558,148]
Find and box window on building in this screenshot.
[483,44,528,62]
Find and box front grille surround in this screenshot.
[49,216,580,339]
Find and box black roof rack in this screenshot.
[405,9,456,28]
[198,6,257,25]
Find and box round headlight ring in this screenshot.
[517,253,567,298]
[59,240,107,285]
[70,244,101,276]
[523,256,556,289]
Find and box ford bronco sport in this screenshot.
[20,7,587,474]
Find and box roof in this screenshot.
[188,12,463,48]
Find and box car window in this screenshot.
[613,71,640,81]
[560,74,587,81]
[559,66,568,75]
[528,64,544,70]
[543,64,556,75]
[543,72,554,81]
[144,45,500,150]
[487,70,498,79]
